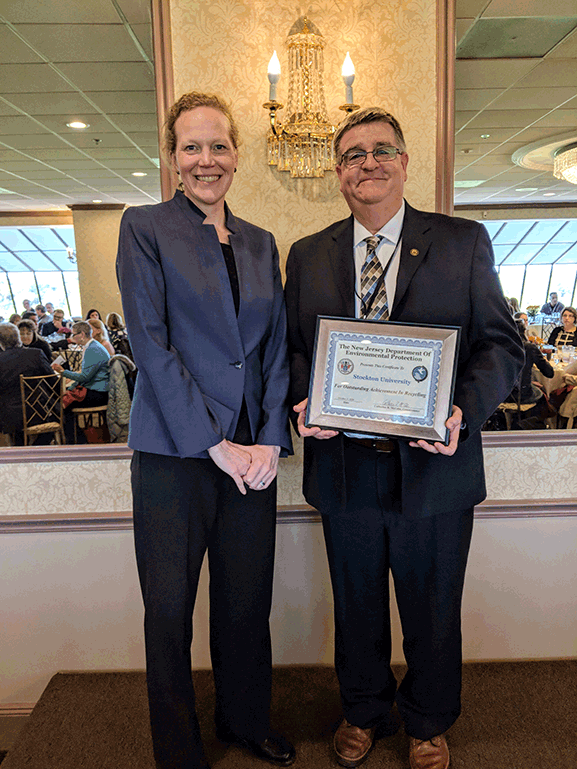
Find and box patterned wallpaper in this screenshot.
[2,442,577,518]
[168,0,438,266]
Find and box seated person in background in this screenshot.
[509,320,554,427]
[88,318,115,357]
[51,321,110,444]
[0,321,55,445]
[45,302,55,316]
[22,299,32,313]
[511,320,554,403]
[40,308,72,339]
[85,308,101,321]
[541,292,565,316]
[35,304,52,335]
[18,319,52,363]
[106,312,133,359]
[21,311,38,326]
[9,314,21,325]
[508,296,520,314]
[513,311,529,329]
[547,307,577,347]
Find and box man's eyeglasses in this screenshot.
[340,146,403,168]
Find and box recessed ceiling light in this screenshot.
[543,192,556,196]
[66,121,89,129]
[515,187,538,192]
[92,199,103,203]
[132,172,147,177]
[480,134,490,139]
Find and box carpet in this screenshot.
[3,660,576,768]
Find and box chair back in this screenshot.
[19,374,64,446]
[61,347,83,372]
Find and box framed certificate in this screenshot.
[306,317,461,444]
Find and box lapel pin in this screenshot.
[410,248,419,256]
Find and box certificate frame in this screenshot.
[306,317,461,444]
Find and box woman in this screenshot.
[51,320,110,444]
[18,319,52,363]
[85,308,101,321]
[0,322,54,445]
[116,92,293,769]
[88,318,115,356]
[547,306,577,347]
[510,319,554,410]
[106,312,133,359]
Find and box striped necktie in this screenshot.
[361,235,389,320]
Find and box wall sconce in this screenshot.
[263,17,359,178]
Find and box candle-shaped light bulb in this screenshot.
[342,52,355,104]
[267,51,281,101]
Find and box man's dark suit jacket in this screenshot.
[0,347,54,432]
[285,201,524,518]
[116,190,292,459]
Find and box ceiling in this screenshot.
[0,1,576,212]
[0,225,76,271]
[455,0,577,206]
[0,0,160,212]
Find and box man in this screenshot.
[285,108,524,769]
[541,292,564,315]
[35,304,52,335]
[45,302,55,316]
[52,320,110,443]
[22,298,32,313]
[41,308,71,339]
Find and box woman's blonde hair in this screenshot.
[88,317,110,342]
[106,312,125,331]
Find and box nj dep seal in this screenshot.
[412,365,428,382]
[338,358,354,375]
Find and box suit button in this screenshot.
[232,361,243,369]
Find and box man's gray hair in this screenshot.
[0,322,22,351]
[72,320,92,337]
[333,107,407,161]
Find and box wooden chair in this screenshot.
[60,347,83,372]
[72,404,109,443]
[19,374,64,446]
[497,401,536,430]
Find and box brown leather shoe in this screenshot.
[409,734,449,769]
[333,719,376,768]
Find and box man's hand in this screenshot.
[242,444,281,491]
[208,440,251,494]
[408,405,463,456]
[294,399,339,440]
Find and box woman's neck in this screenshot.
[202,207,230,244]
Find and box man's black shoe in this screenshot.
[216,728,296,766]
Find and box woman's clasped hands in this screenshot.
[208,440,281,495]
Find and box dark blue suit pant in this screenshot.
[321,439,474,740]
[131,447,276,769]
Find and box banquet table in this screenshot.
[533,364,566,395]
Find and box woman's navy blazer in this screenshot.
[116,190,292,459]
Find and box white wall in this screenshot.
[2,505,577,707]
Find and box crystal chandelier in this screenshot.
[554,143,577,185]
[263,17,359,178]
